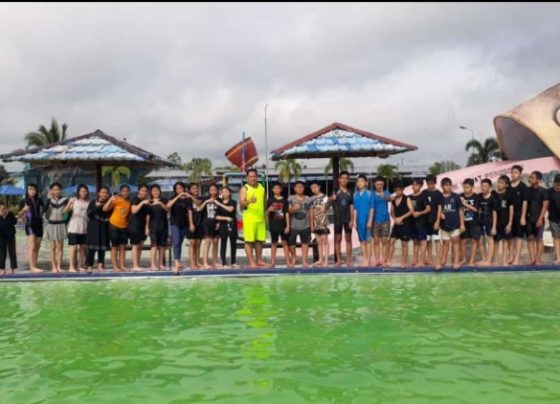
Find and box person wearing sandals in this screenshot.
[18,183,44,273]
[44,182,68,272]
[64,184,90,272]
[86,186,111,272]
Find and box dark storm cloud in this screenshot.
[0,2,559,170]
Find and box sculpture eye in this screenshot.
[556,107,560,127]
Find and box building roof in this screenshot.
[271,122,417,160]
[1,129,178,168]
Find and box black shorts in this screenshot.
[129,230,147,245]
[410,224,428,241]
[150,229,168,247]
[461,222,481,240]
[313,228,330,236]
[25,222,43,238]
[334,222,352,235]
[203,220,219,238]
[511,218,526,238]
[479,223,493,237]
[269,221,288,243]
[68,233,86,246]
[526,222,544,240]
[494,223,513,241]
[390,224,410,241]
[289,228,311,246]
[109,225,129,246]
[427,222,439,236]
[187,225,204,240]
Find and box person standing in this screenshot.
[186,183,203,269]
[103,184,132,272]
[239,169,268,268]
[129,184,150,271]
[329,171,354,267]
[408,178,430,267]
[198,183,222,269]
[266,183,291,268]
[0,202,17,275]
[526,171,549,265]
[477,179,497,266]
[167,181,193,271]
[64,184,90,272]
[388,182,412,268]
[288,181,313,267]
[371,176,392,266]
[86,186,111,272]
[508,165,528,265]
[148,184,169,271]
[493,176,514,266]
[310,182,330,267]
[459,179,481,266]
[44,182,68,273]
[547,174,560,264]
[439,178,465,270]
[423,174,443,268]
[216,186,238,268]
[18,183,44,273]
[353,175,374,266]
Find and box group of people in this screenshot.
[1,165,559,274]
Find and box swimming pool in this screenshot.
[1,273,559,403]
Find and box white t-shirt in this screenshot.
[67,199,89,234]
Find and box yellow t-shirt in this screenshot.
[109,197,131,229]
[243,183,265,223]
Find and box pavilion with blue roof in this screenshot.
[271,122,417,188]
[1,129,178,191]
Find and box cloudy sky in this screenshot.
[1,2,559,172]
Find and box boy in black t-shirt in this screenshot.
[439,177,464,270]
[408,178,431,267]
[266,183,291,268]
[423,174,443,267]
[493,175,514,266]
[548,174,560,264]
[477,179,497,265]
[526,171,549,265]
[329,171,354,267]
[459,178,481,266]
[387,182,412,268]
[508,165,528,265]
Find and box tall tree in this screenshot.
[184,157,213,182]
[275,159,302,196]
[167,152,183,166]
[323,158,354,177]
[102,166,132,191]
[428,161,461,176]
[24,118,68,147]
[465,137,501,166]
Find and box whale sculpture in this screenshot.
[494,83,560,160]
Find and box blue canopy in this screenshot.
[0,184,26,195]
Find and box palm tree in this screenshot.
[376,164,400,191]
[323,157,354,177]
[24,118,68,147]
[465,137,501,166]
[102,166,132,191]
[275,159,302,196]
[184,157,213,182]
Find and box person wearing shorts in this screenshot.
[459,178,481,266]
[371,176,392,266]
[103,184,131,272]
[548,174,560,264]
[508,165,528,265]
[64,184,90,272]
[388,182,412,268]
[423,174,443,267]
[240,169,268,268]
[198,183,221,269]
[526,171,549,265]
[439,178,464,270]
[310,182,330,267]
[353,174,373,266]
[493,175,514,265]
[477,179,497,265]
[266,183,290,267]
[329,171,354,266]
[186,183,204,269]
[288,181,312,267]
[408,178,430,267]
[129,184,150,270]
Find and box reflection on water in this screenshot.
[1,274,560,402]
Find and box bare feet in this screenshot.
[150,266,159,271]
[435,264,442,271]
[552,260,560,265]
[30,267,43,273]
[313,261,323,267]
[334,261,342,267]
[231,264,240,269]
[121,267,130,272]
[68,268,77,273]
[257,261,269,268]
[132,267,144,272]
[468,261,476,267]
[78,267,87,272]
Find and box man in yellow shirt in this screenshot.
[103,184,132,271]
[239,169,268,268]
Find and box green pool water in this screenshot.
[1,274,559,403]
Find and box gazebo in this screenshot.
[271,122,418,189]
[1,129,178,191]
